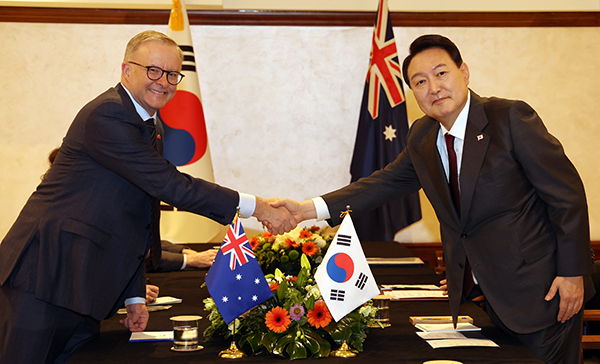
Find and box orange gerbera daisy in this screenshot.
[286,238,300,248]
[249,236,260,250]
[307,301,332,329]
[302,241,317,256]
[262,231,273,239]
[299,230,313,239]
[265,306,291,333]
[269,282,279,291]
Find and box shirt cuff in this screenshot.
[312,197,331,221]
[125,297,146,306]
[238,193,256,218]
[181,254,187,270]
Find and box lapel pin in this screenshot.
[157,134,162,139]
[477,134,484,141]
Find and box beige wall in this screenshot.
[1,22,599,241]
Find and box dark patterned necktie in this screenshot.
[445,134,475,297]
[145,118,161,270]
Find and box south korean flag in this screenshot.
[315,213,380,322]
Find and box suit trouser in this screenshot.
[0,236,100,364]
[486,299,583,364]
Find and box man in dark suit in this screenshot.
[0,30,295,364]
[276,34,594,363]
[146,240,218,272]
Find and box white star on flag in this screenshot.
[383,124,397,141]
[315,214,380,322]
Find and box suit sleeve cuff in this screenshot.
[238,193,256,218]
[125,297,146,306]
[181,254,187,270]
[312,197,330,221]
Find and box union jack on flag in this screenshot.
[221,215,255,270]
[349,0,421,241]
[205,214,273,325]
[366,0,405,120]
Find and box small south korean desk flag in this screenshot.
[315,213,380,322]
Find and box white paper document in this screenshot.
[148,296,182,306]
[366,257,424,265]
[424,338,499,349]
[415,323,481,332]
[130,331,174,342]
[384,290,447,300]
[416,331,467,340]
[381,284,440,290]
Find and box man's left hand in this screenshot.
[544,275,584,323]
[119,303,149,332]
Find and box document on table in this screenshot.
[148,296,182,306]
[415,323,481,332]
[367,257,424,265]
[383,290,447,300]
[130,331,173,342]
[416,331,499,348]
[381,284,440,290]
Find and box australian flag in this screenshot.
[205,215,273,325]
[349,0,421,242]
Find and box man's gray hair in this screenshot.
[124,30,184,62]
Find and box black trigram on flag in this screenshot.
[355,272,368,290]
[330,289,345,301]
[179,45,197,73]
[337,234,351,247]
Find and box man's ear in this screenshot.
[121,62,131,82]
[460,62,470,86]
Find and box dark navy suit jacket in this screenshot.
[0,83,239,321]
[324,91,594,334]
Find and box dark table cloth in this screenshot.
[70,241,543,363]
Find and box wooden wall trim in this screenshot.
[2,7,600,27]
[402,241,600,271]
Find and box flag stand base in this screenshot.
[219,341,246,359]
[331,341,357,358]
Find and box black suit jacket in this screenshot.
[323,91,594,334]
[0,84,239,321]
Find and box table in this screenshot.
[70,242,543,363]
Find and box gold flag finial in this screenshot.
[340,205,352,218]
[169,0,184,32]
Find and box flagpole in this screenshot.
[330,206,358,358]
[219,319,246,359]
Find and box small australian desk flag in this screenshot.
[205,215,273,325]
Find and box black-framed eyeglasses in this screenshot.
[128,61,185,85]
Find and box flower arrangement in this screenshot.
[203,253,379,359]
[249,225,333,276]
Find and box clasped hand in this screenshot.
[253,197,316,235]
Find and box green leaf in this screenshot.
[307,331,331,358]
[302,333,320,355]
[273,333,294,356]
[287,340,308,360]
[305,294,315,310]
[296,267,307,287]
[277,279,289,302]
[274,268,284,278]
[262,331,279,352]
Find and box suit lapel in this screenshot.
[459,92,490,221]
[116,83,163,156]
[420,119,460,224]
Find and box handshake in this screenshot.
[252,197,319,235]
